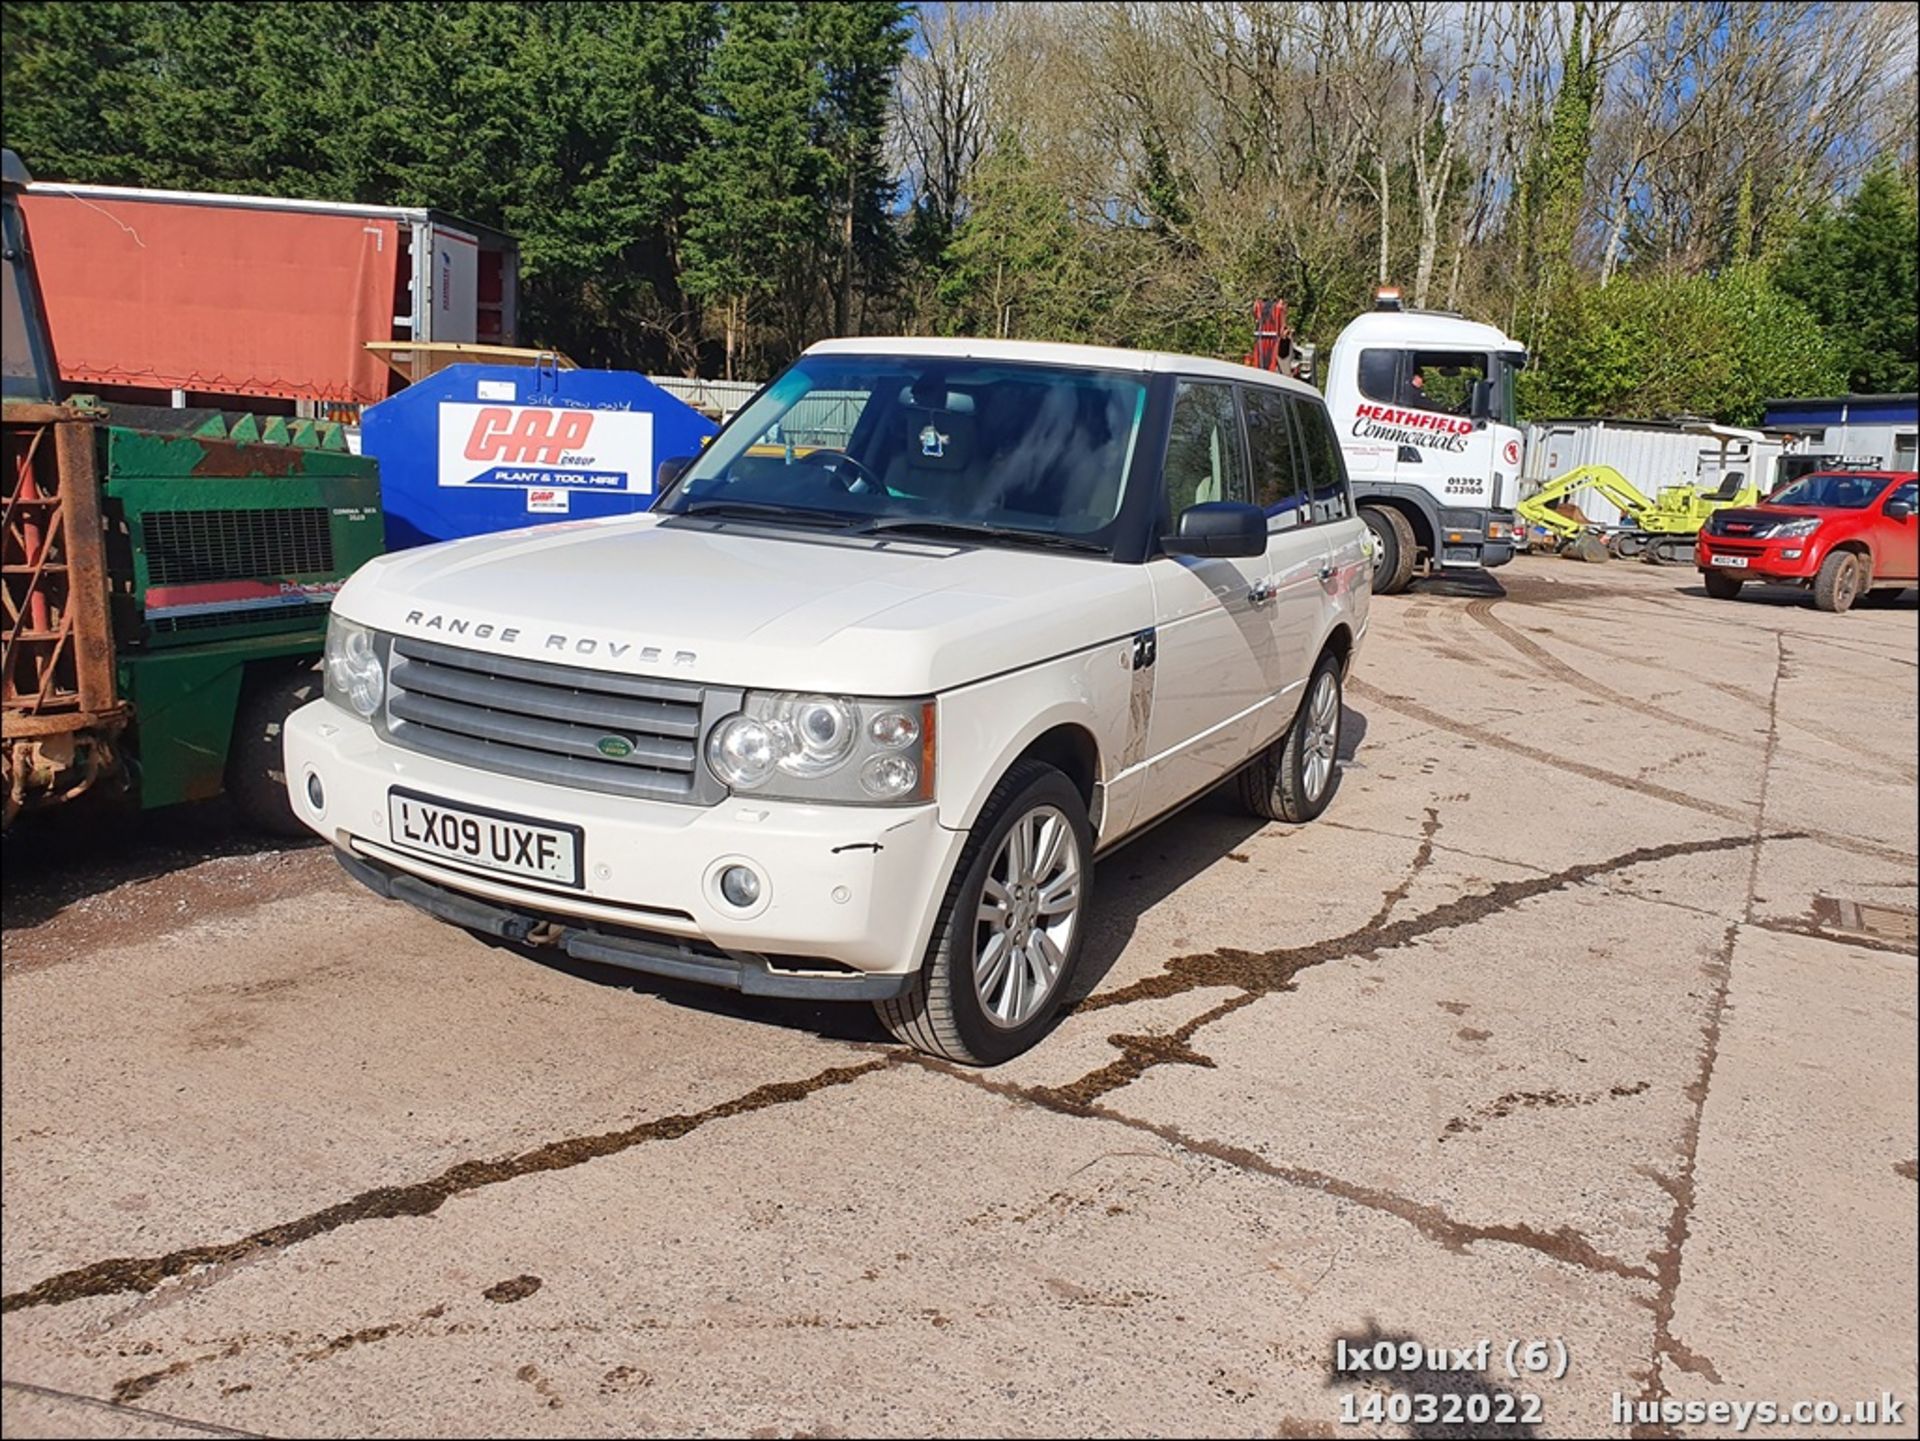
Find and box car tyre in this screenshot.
[1811,550,1863,613]
[1238,651,1344,825]
[876,759,1092,1066]
[1702,570,1744,600]
[226,664,323,837]
[1361,505,1417,595]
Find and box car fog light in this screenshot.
[1782,548,1802,559]
[305,772,325,812]
[719,864,762,908]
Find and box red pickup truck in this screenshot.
[1695,470,1918,613]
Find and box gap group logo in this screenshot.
[436,403,654,492]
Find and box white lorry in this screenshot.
[1320,290,1528,592]
[287,338,1369,1063]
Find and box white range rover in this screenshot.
[287,338,1370,1063]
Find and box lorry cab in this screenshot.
[1322,291,1527,592]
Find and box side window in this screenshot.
[1162,380,1247,520]
[1356,349,1400,407]
[1243,387,1307,531]
[1293,398,1352,523]
[1889,480,1917,510]
[1404,350,1486,416]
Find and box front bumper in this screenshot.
[1695,536,1820,581]
[1436,509,1515,569]
[334,849,916,1000]
[284,699,965,980]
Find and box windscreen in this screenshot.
[1768,472,1892,510]
[1,190,58,402]
[663,354,1149,540]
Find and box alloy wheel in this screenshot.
[973,804,1082,1029]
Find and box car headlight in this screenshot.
[323,616,385,719]
[707,693,933,804]
[1762,516,1822,539]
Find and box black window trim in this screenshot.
[1159,374,1254,524]
[1356,345,1494,422]
[1292,391,1357,528]
[1236,380,1353,534]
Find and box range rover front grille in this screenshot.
[384,637,741,805]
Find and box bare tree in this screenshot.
[891,3,1002,233]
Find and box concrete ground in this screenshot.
[3,555,1915,1439]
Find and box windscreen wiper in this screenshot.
[850,517,1109,554]
[671,499,854,528]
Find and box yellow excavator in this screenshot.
[1516,463,1761,563]
[1516,425,1768,564]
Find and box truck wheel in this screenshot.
[1702,570,1744,600]
[226,665,322,837]
[1812,551,1863,613]
[1238,652,1343,824]
[1361,506,1417,594]
[876,759,1091,1066]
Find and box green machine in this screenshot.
[105,408,382,824]
[4,148,384,831]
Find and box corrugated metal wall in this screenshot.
[647,376,762,419]
[1520,420,1787,527]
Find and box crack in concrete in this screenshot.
[1077,829,1769,1018]
[1631,634,1785,1436]
[1748,917,1918,958]
[1323,819,1549,879]
[1,1058,892,1316]
[0,1378,268,1439]
[1046,808,1451,1107]
[1349,678,1903,865]
[914,1055,1656,1283]
[1034,991,1257,1109]
[1361,806,1443,930]
[1038,824,1775,1113]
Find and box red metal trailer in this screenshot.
[20,182,518,418]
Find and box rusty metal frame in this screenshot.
[3,404,120,739]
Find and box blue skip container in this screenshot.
[361,363,719,549]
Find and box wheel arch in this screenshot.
[944,712,1106,836]
[1356,491,1436,556]
[1318,622,1355,678]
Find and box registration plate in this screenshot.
[387,788,583,888]
[1711,555,1750,568]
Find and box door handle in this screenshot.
[1248,580,1276,607]
[1318,563,1335,583]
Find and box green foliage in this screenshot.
[0,0,901,375]
[1775,167,1919,394]
[936,142,1088,340]
[683,2,908,369]
[0,0,1907,401]
[1521,267,1844,425]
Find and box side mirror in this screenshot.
[1887,498,1915,521]
[1161,501,1266,559]
[1467,378,1494,426]
[657,455,695,491]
